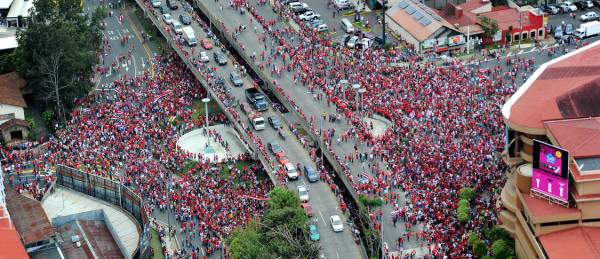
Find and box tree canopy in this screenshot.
[14,0,103,123]
[228,187,320,259]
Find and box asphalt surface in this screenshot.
[132,1,364,258]
[88,0,154,92]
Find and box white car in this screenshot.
[285,162,298,180]
[298,185,309,202]
[561,1,578,12]
[299,11,320,21]
[580,11,598,21]
[163,13,173,25]
[152,0,161,8]
[199,51,209,63]
[585,0,594,8]
[330,215,344,232]
[315,24,328,32]
[171,20,183,34]
[346,35,359,48]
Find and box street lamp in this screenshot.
[358,88,366,123]
[202,97,215,155]
[382,0,388,47]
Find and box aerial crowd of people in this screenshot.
[0,0,558,257]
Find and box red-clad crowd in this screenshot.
[217,1,523,257]
[1,55,272,258]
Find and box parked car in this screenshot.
[200,38,213,49]
[330,215,344,232]
[581,11,599,21]
[560,1,578,12]
[162,13,173,25]
[566,23,575,35]
[160,5,170,14]
[573,1,586,9]
[346,35,359,48]
[268,142,284,155]
[585,0,594,8]
[554,24,564,39]
[309,223,320,241]
[298,11,320,21]
[213,52,228,65]
[229,72,243,87]
[276,153,290,166]
[334,0,353,10]
[593,0,600,8]
[304,165,319,182]
[179,14,192,25]
[167,0,178,10]
[545,5,560,14]
[199,51,209,62]
[268,117,282,129]
[171,20,183,34]
[152,0,161,8]
[315,24,329,32]
[297,185,309,202]
[301,203,314,217]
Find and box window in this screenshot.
[514,33,520,41]
[522,32,528,40]
[538,29,544,38]
[530,30,536,39]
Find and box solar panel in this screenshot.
[412,11,423,20]
[406,6,416,14]
[398,1,409,8]
[419,17,431,26]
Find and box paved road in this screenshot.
[87,0,154,92]
[134,1,364,258]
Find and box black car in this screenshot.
[179,14,192,25]
[594,0,600,8]
[213,52,227,65]
[167,0,178,9]
[573,1,585,9]
[160,5,170,14]
[268,117,282,129]
[268,142,284,154]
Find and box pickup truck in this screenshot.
[245,87,268,111]
[247,111,266,131]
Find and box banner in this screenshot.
[533,140,569,179]
[532,168,569,202]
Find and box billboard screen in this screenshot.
[532,168,569,202]
[533,140,569,179]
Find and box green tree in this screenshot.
[473,240,488,257]
[479,17,499,39]
[0,52,17,74]
[458,199,470,208]
[468,232,479,246]
[457,211,469,223]
[491,239,514,258]
[459,187,476,201]
[267,187,301,210]
[42,109,55,129]
[15,0,102,124]
[228,221,268,259]
[359,195,385,208]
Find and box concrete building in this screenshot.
[499,39,600,258]
[0,72,28,144]
[385,0,462,51]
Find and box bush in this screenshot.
[458,199,470,208]
[457,204,469,215]
[491,239,514,258]
[459,187,476,201]
[457,211,469,223]
[473,240,488,257]
[468,232,479,246]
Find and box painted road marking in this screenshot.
[506,51,513,56]
[132,56,137,77]
[518,50,524,55]
[141,57,146,68]
[318,210,327,225]
[124,10,155,78]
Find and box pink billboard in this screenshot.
[534,140,569,179]
[532,168,569,202]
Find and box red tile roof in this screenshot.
[0,72,27,108]
[521,191,580,219]
[539,227,600,259]
[5,189,54,245]
[480,9,532,30]
[0,206,29,259]
[545,117,600,158]
[502,40,600,131]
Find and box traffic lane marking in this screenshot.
[318,210,327,225]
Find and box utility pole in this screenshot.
[518,12,522,49]
[382,0,388,47]
[466,24,470,54]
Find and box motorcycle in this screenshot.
[278,128,286,140]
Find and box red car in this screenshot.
[200,38,213,49]
[276,153,290,166]
[301,203,314,217]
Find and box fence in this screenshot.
[55,165,151,258]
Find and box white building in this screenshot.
[0,72,28,144]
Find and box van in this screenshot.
[341,18,354,33]
[182,26,197,46]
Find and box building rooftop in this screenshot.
[0,72,27,108]
[545,117,600,159]
[5,189,55,245]
[55,219,124,259]
[386,0,455,41]
[502,40,600,133]
[0,205,29,259]
[520,191,580,222]
[539,227,600,259]
[480,8,533,31]
[42,187,140,257]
